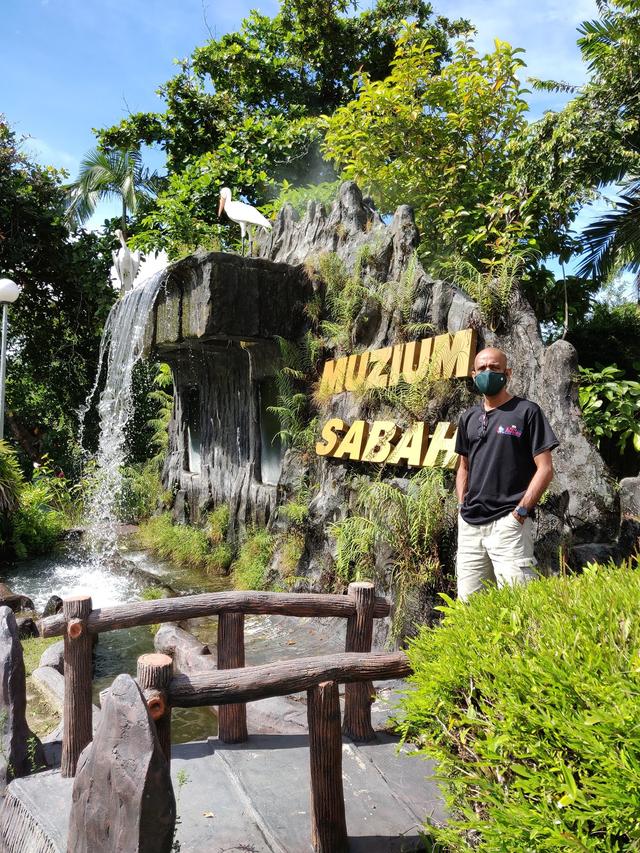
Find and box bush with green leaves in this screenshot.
[578,364,640,453]
[398,557,640,851]
[0,440,25,515]
[11,480,66,560]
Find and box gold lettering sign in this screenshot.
[315,328,476,470]
[315,420,460,469]
[318,328,476,397]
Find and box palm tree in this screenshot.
[577,177,640,301]
[64,148,159,238]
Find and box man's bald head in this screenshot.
[473,348,508,373]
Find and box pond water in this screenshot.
[1,535,231,743]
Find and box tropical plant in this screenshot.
[0,441,24,514]
[578,364,640,453]
[137,512,233,574]
[330,469,455,639]
[11,480,65,559]
[398,557,640,851]
[64,147,159,237]
[268,334,321,452]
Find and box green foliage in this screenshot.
[398,557,640,851]
[21,636,59,678]
[446,253,526,331]
[137,513,233,574]
[98,2,467,255]
[146,362,174,461]
[268,335,321,452]
[331,469,454,639]
[207,504,230,545]
[323,32,532,264]
[0,117,115,473]
[232,528,275,591]
[117,461,166,523]
[578,365,640,453]
[278,531,306,580]
[0,441,24,514]
[263,180,342,219]
[11,480,66,560]
[568,301,640,378]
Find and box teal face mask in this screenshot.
[474,370,507,396]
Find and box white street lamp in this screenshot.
[0,279,22,441]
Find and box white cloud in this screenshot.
[25,137,78,173]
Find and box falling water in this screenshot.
[81,269,168,559]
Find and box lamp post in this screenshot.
[0,279,22,440]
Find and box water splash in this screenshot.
[82,268,168,559]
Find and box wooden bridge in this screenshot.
[0,583,445,852]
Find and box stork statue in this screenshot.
[110,229,141,296]
[218,187,272,256]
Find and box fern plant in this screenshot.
[268,335,321,452]
[330,469,455,640]
[146,362,173,462]
[447,253,526,331]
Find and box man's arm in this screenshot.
[456,454,469,504]
[513,450,554,520]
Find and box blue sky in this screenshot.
[2,0,605,236]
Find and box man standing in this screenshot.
[455,347,558,600]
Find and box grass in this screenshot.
[232,528,276,590]
[22,636,61,738]
[137,510,233,574]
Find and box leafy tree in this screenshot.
[64,147,159,238]
[520,1,640,282]
[96,0,468,254]
[322,30,532,264]
[0,116,115,472]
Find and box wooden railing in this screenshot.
[135,649,410,853]
[38,581,391,779]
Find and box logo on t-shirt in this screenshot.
[497,424,522,438]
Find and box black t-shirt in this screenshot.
[455,396,559,525]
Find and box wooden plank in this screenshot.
[343,581,376,742]
[169,652,410,708]
[217,613,247,743]
[308,681,348,853]
[61,596,93,778]
[137,653,173,764]
[39,591,391,638]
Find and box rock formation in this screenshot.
[67,673,175,853]
[147,181,634,624]
[0,606,45,790]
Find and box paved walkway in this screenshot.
[4,728,444,852]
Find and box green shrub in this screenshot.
[12,481,66,559]
[207,504,230,544]
[398,557,640,851]
[137,513,233,573]
[578,364,640,453]
[232,528,275,590]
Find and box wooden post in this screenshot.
[217,613,247,743]
[137,653,173,763]
[307,680,348,853]
[342,581,376,742]
[61,595,93,778]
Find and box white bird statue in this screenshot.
[110,229,141,296]
[218,187,272,256]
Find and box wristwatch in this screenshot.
[515,506,528,518]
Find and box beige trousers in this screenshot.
[456,512,538,601]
